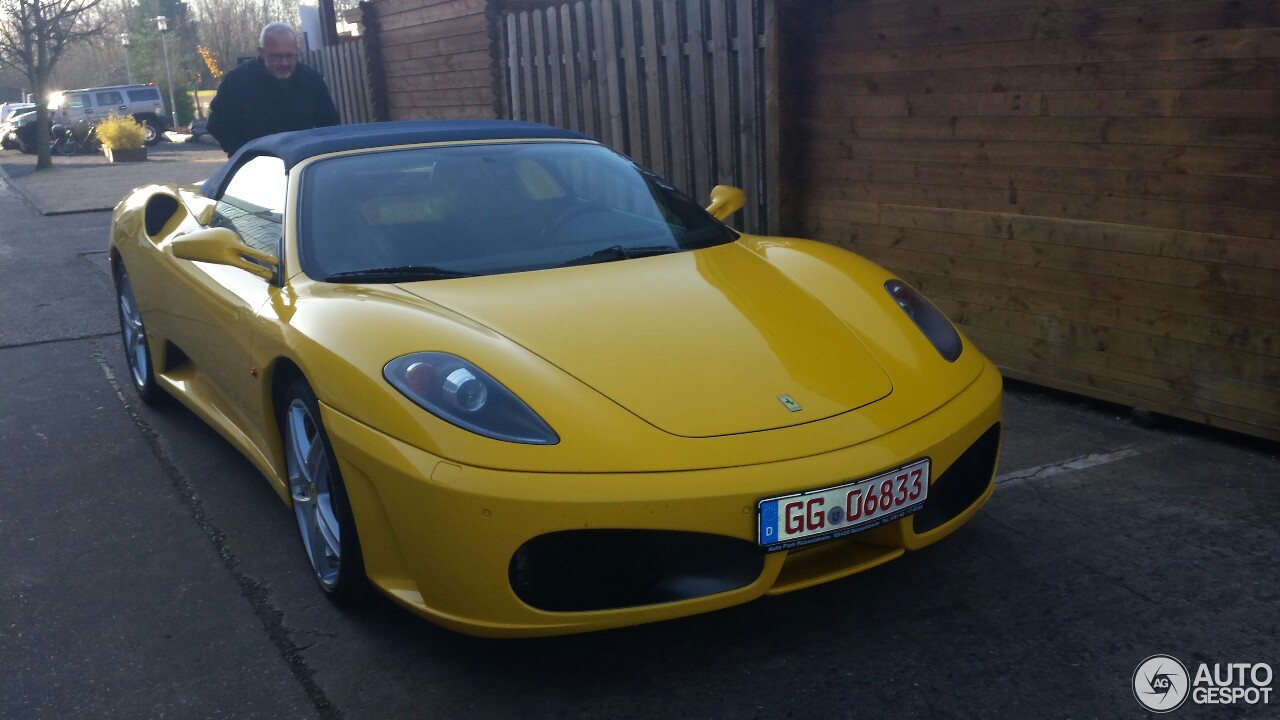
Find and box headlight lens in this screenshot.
[384,352,559,445]
[885,279,963,362]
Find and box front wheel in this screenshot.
[16,126,36,154]
[143,120,162,146]
[282,379,372,606]
[114,265,164,404]
[52,137,79,156]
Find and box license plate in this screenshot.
[757,459,930,552]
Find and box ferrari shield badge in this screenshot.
[778,395,803,412]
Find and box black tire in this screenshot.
[143,120,163,146]
[52,136,79,156]
[114,265,165,405]
[16,124,36,154]
[281,378,373,606]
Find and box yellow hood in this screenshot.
[401,243,893,438]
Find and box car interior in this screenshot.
[300,143,726,281]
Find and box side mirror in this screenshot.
[706,185,745,222]
[168,227,278,281]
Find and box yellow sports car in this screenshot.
[109,120,1002,637]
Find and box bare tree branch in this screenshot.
[0,0,105,168]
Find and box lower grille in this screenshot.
[912,422,1001,534]
[509,530,764,612]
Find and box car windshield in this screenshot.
[299,142,737,282]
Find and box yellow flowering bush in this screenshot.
[96,113,147,149]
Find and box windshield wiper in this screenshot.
[323,265,474,283]
[557,244,678,268]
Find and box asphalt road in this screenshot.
[1,165,1277,720]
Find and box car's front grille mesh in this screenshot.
[912,423,1001,534]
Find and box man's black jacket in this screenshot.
[207,58,340,156]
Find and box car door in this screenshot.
[94,90,127,120]
[162,156,287,444]
[56,93,91,125]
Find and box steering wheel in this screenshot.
[312,203,400,275]
[538,201,614,242]
[362,228,401,267]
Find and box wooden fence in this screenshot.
[305,39,377,125]
[779,0,1280,442]
[496,0,778,234]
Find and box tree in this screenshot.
[48,0,132,89]
[193,0,269,75]
[0,0,104,169]
[0,62,26,97]
[124,0,199,125]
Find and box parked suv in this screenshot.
[48,84,169,145]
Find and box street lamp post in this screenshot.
[155,16,179,130]
[121,33,132,84]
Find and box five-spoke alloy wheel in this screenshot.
[283,379,371,605]
[115,265,163,404]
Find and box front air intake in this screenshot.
[510,530,764,612]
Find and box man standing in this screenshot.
[207,23,341,156]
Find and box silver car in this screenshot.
[48,84,169,145]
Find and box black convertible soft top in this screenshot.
[200,119,592,198]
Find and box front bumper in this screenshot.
[322,362,1003,637]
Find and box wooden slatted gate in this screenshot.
[497,0,778,234]
[305,40,377,125]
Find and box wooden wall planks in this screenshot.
[304,41,377,124]
[495,0,779,233]
[780,0,1280,441]
[368,0,497,119]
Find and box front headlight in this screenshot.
[885,279,963,362]
[384,352,559,445]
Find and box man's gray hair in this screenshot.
[259,22,298,47]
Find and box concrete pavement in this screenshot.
[0,176,322,719]
[0,135,225,215]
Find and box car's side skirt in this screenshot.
[154,366,291,504]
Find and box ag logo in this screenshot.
[1134,655,1190,713]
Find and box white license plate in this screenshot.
[757,459,930,552]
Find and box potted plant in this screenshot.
[97,113,149,163]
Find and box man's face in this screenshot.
[259,31,298,80]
